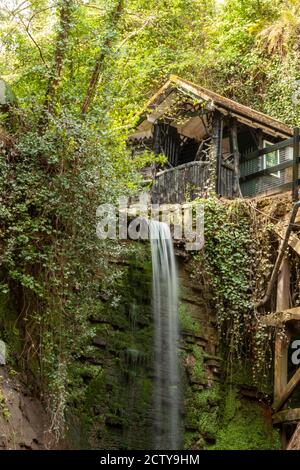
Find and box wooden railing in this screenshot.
[151,161,210,204]
[240,128,300,200]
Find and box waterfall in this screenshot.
[149,220,181,450]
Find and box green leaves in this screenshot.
[191,198,256,360]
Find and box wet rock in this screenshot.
[92,336,107,348]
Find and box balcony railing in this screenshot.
[240,129,300,200]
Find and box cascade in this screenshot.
[149,220,181,449]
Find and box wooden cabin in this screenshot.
[129,76,298,204]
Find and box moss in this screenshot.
[191,345,204,383]
[184,377,279,451]
[206,386,280,450]
[0,388,10,421]
[223,386,237,423]
[193,387,221,410]
[198,409,218,441]
[66,242,155,450]
[185,384,221,448]
[179,304,201,335]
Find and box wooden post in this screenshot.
[230,119,242,197]
[153,123,161,156]
[274,256,290,449]
[212,112,223,195]
[257,129,263,171]
[292,127,299,202]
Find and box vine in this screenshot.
[0,113,144,441]
[190,196,277,382]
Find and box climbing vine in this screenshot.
[189,196,277,382]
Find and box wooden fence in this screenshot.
[151,161,210,204]
[240,128,300,200]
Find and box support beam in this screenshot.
[273,408,300,425]
[274,367,300,412]
[153,122,161,155]
[212,112,223,195]
[287,422,300,450]
[274,256,291,449]
[274,227,300,258]
[230,119,242,197]
[262,307,300,327]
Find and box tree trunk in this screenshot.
[81,0,124,115]
[39,0,74,126]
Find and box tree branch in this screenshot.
[81,0,124,115]
[39,0,75,127]
[117,15,154,50]
[17,15,47,66]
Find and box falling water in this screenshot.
[149,220,181,450]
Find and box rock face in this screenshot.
[0,367,49,450]
[64,242,279,450]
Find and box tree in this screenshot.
[258,0,300,56]
[40,0,75,125]
[81,0,124,115]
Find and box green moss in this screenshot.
[198,409,218,441]
[206,386,280,450]
[65,243,155,450]
[193,387,221,410]
[185,384,221,448]
[185,378,279,451]
[179,304,201,335]
[191,345,204,383]
[223,386,237,423]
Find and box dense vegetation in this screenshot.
[0,0,299,446]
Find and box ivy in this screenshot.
[190,196,276,381]
[190,198,253,359]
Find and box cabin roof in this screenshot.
[130,75,292,140]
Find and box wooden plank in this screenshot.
[273,408,300,425]
[287,422,300,449]
[230,119,242,197]
[274,366,300,411]
[213,112,223,195]
[239,160,293,182]
[262,307,300,327]
[274,257,290,405]
[274,256,291,449]
[153,123,161,155]
[274,227,300,258]
[242,137,294,162]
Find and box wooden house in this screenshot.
[129,76,298,203]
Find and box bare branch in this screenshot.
[117,15,154,50]
[17,14,47,66]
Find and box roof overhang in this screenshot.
[128,75,292,142]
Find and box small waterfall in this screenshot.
[149,220,181,449]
